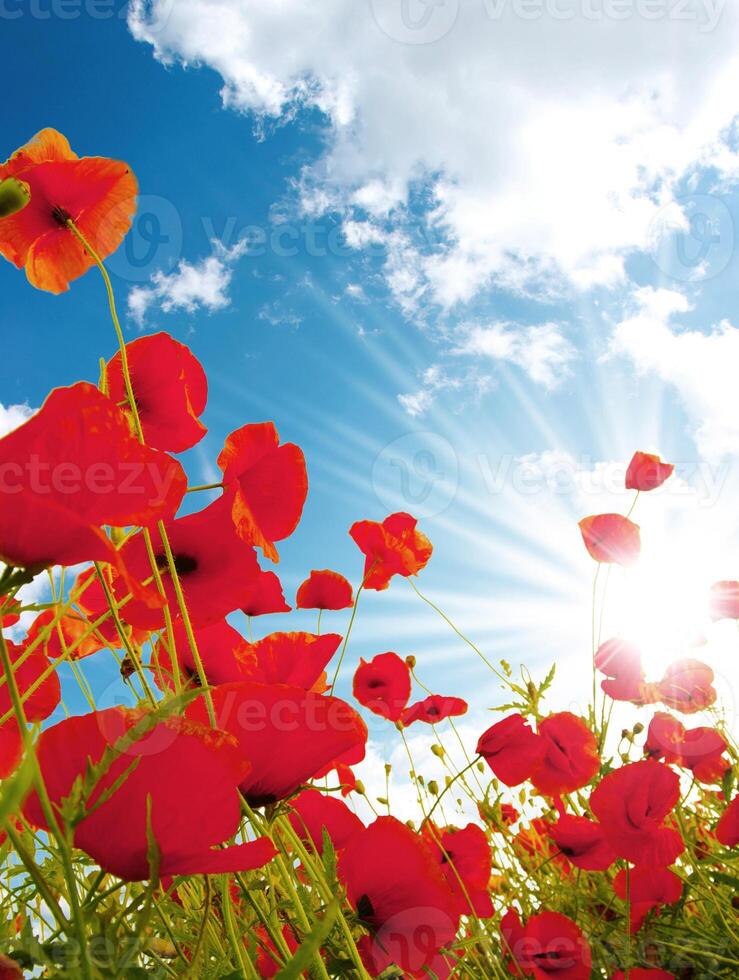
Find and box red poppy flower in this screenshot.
[70,566,150,650]
[24,707,277,880]
[612,970,675,980]
[336,762,358,797]
[217,422,308,562]
[296,569,354,610]
[0,954,22,980]
[0,128,137,294]
[513,819,571,878]
[715,795,739,847]
[349,512,432,591]
[590,760,684,867]
[501,909,592,980]
[234,631,341,692]
[579,514,641,566]
[0,597,21,629]
[114,491,261,630]
[288,788,364,854]
[547,814,617,871]
[625,452,674,492]
[709,580,739,621]
[613,866,682,933]
[401,695,468,727]
[595,638,653,704]
[255,924,299,979]
[25,608,104,662]
[152,618,250,690]
[338,816,459,977]
[423,822,494,918]
[0,637,61,777]
[241,570,291,617]
[645,712,729,784]
[476,714,545,787]
[353,652,412,723]
[187,681,368,807]
[529,712,600,797]
[657,659,716,714]
[106,333,207,453]
[500,803,520,826]
[0,382,186,575]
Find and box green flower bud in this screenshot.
[0,177,30,219]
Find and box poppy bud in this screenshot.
[354,780,366,796]
[0,177,30,218]
[376,796,388,805]
[428,780,439,796]
[633,722,644,735]
[405,654,416,669]
[431,744,445,759]
[384,762,392,775]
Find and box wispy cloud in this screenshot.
[0,401,34,438]
[127,240,247,326]
[398,364,493,418]
[611,286,739,460]
[453,321,576,389]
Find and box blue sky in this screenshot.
[3,2,739,766]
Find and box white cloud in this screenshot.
[257,303,303,329]
[0,402,34,438]
[398,363,493,417]
[611,285,739,459]
[127,240,248,326]
[129,0,739,312]
[454,321,575,388]
[398,320,572,416]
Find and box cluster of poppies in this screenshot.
[0,129,737,979]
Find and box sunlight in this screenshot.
[609,520,718,679]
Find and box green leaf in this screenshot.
[275,899,340,979]
[321,827,337,884]
[0,751,34,826]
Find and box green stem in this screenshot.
[0,632,94,980]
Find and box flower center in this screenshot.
[357,893,375,923]
[51,205,72,227]
[157,553,199,577]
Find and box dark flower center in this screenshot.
[157,553,199,577]
[357,893,375,923]
[51,205,72,226]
